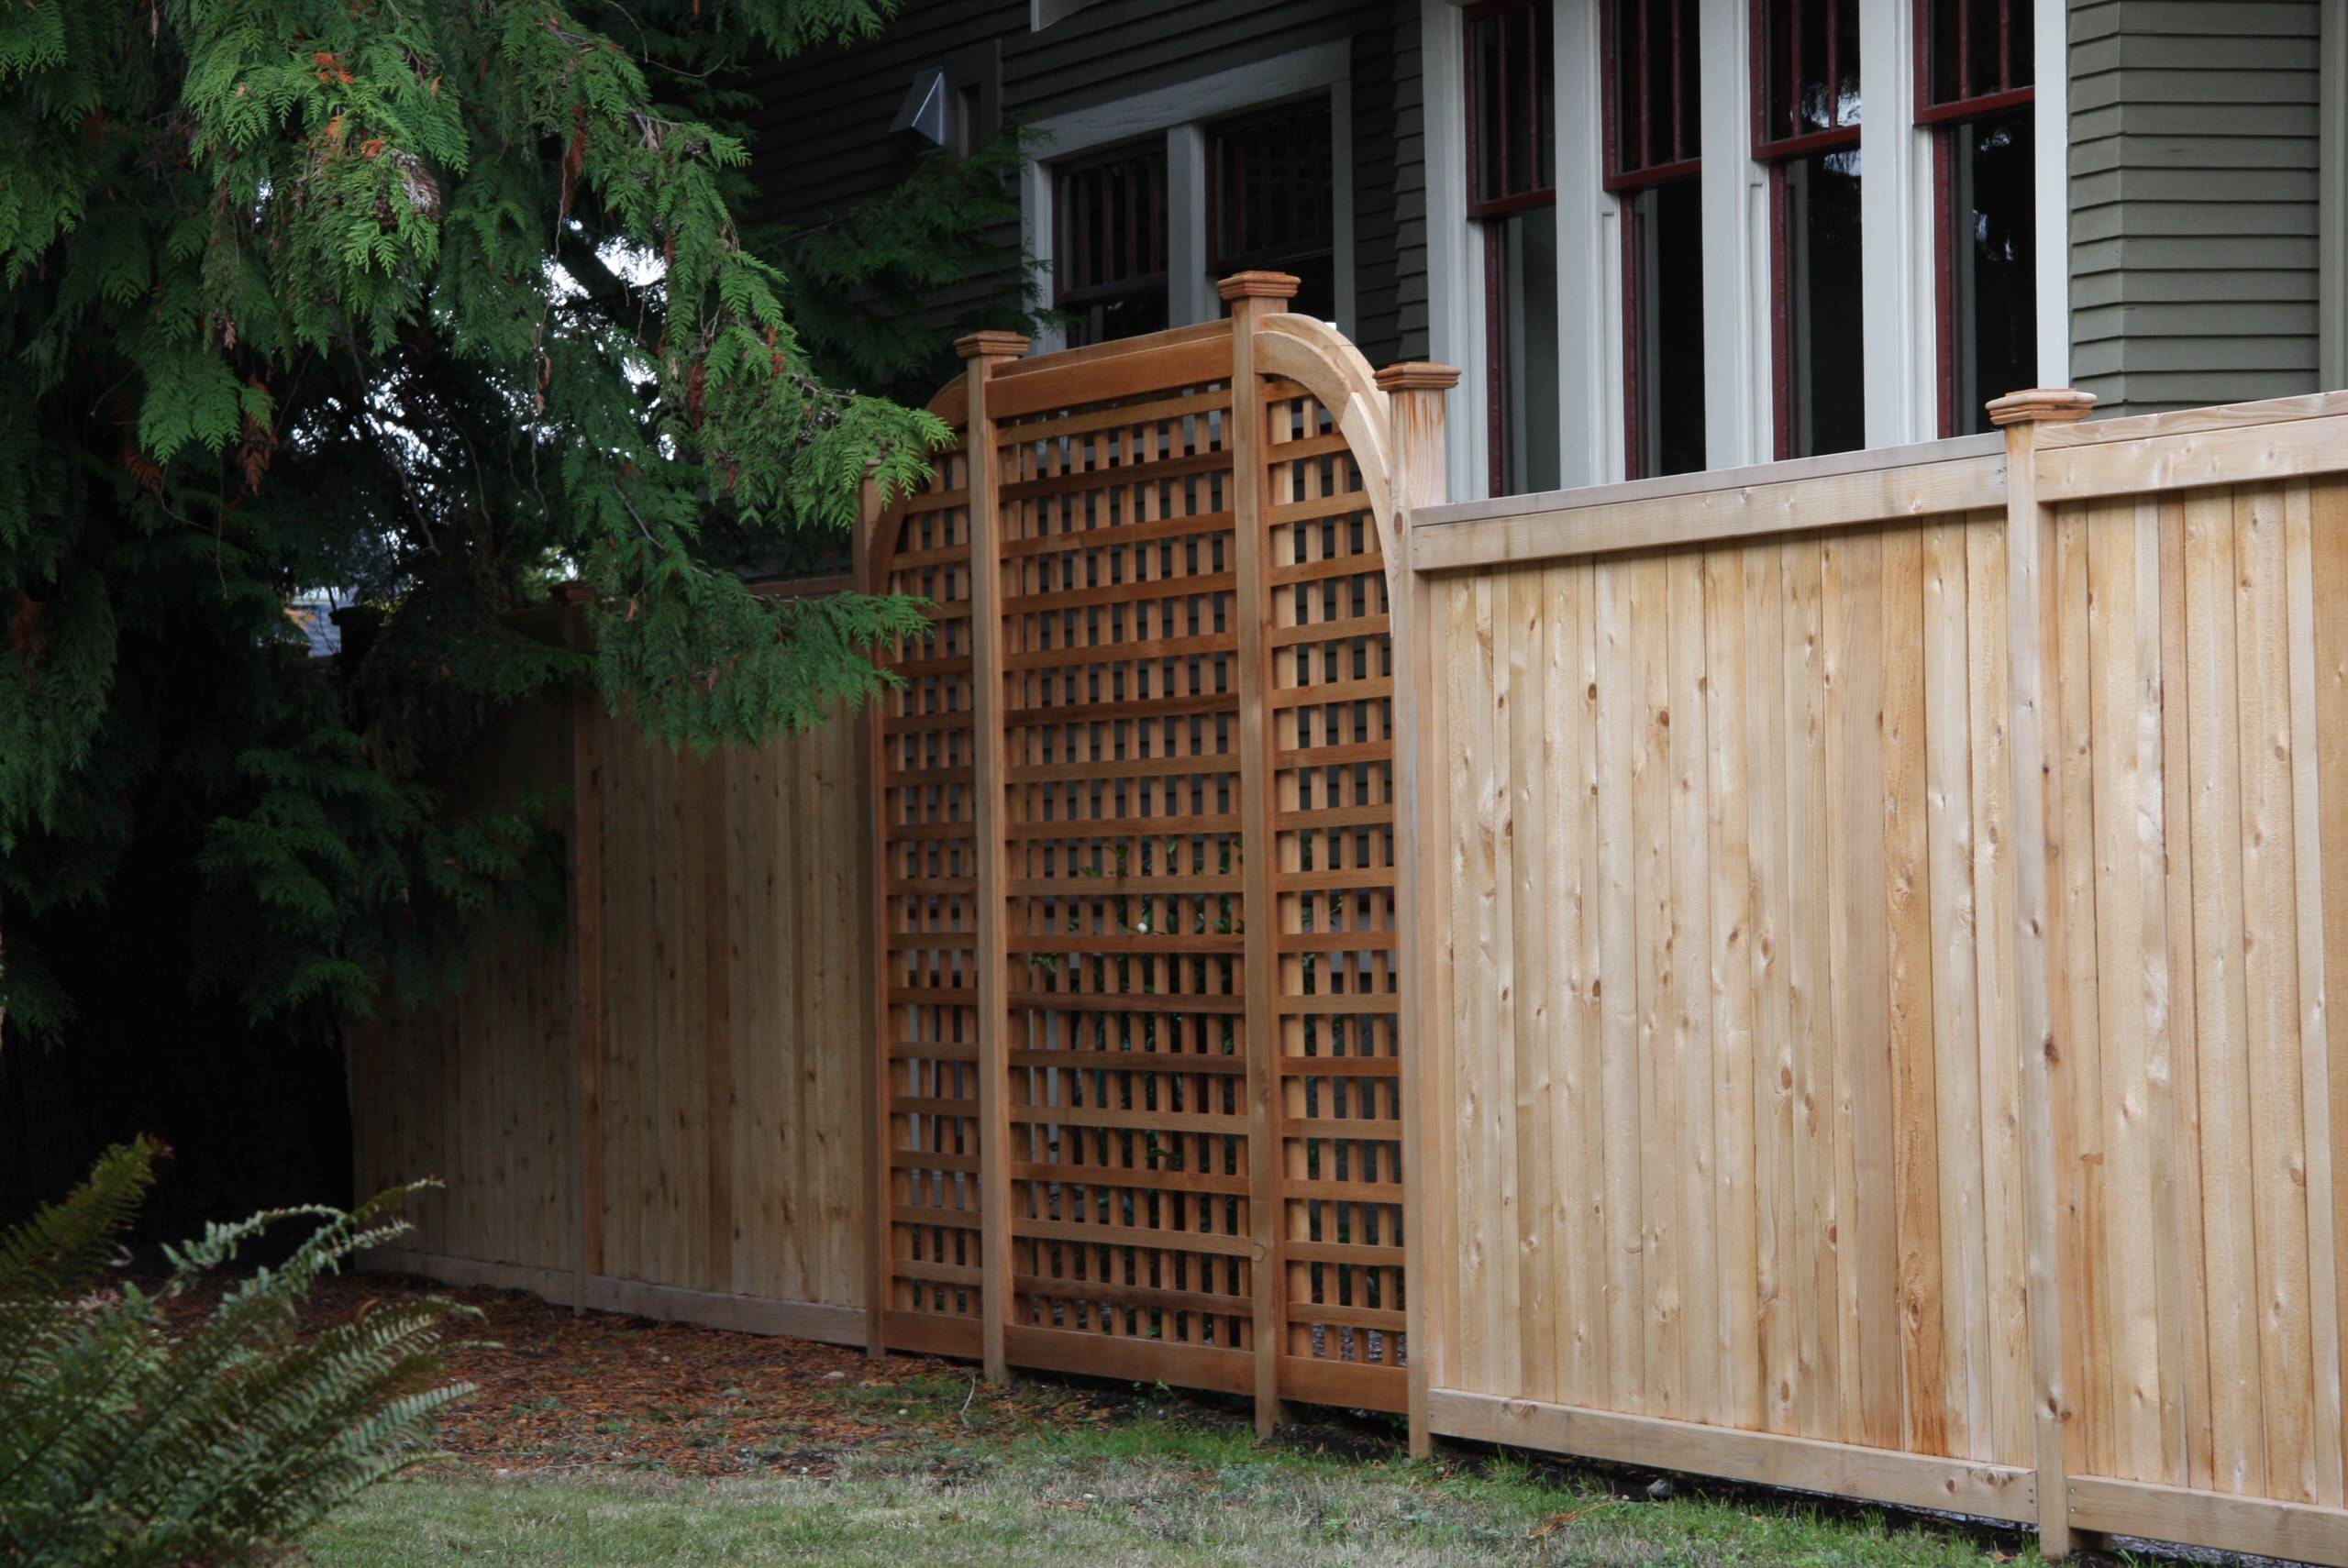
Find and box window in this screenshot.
[1919,0,2034,434]
[1044,73,1349,351]
[1466,0,1560,496]
[1755,0,1864,458]
[1054,139,1169,348]
[1207,98,1338,324]
[1605,0,1705,478]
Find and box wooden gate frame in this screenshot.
[856,272,1458,1430]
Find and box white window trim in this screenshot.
[1860,0,1939,446]
[1431,0,2073,491]
[2032,0,2070,393]
[1019,41,1356,355]
[1421,0,1480,500]
[1701,0,1772,469]
[2321,0,2347,389]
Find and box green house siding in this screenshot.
[740,0,1423,370]
[2069,0,2323,414]
[1392,0,1427,362]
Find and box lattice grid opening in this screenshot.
[872,436,987,1357]
[1259,374,1408,1407]
[995,367,1261,1390]
[864,300,1413,1414]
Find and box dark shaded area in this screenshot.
[1954,109,2037,433]
[0,815,352,1238]
[1640,174,1707,478]
[1788,147,1866,458]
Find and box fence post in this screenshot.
[1377,360,1460,1460]
[1224,269,1301,1437]
[559,581,604,1317]
[855,469,892,1362]
[1988,386,2096,1560]
[958,328,1030,1384]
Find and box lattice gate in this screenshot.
[860,275,1438,1423]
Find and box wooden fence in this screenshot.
[1401,386,2348,1564]
[355,274,1425,1428]
[349,284,2348,1561]
[349,580,872,1344]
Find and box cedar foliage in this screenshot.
[0,0,1023,1043]
[0,1138,472,1565]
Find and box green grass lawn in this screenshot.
[302,1406,2036,1567]
[275,1281,2055,1566]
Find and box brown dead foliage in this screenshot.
[161,1270,1132,1480]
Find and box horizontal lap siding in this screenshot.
[1005,0,1370,117]
[1390,0,1427,362]
[737,2,1417,373]
[2057,475,2348,1507]
[1349,18,1405,368]
[2068,0,2321,417]
[737,0,1024,364]
[1435,516,2030,1465]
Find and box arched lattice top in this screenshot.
[858,280,1441,1426]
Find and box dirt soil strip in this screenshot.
[163,1271,1142,1478]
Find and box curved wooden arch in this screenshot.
[1254,315,1399,566]
[864,302,1422,1420]
[857,375,971,592]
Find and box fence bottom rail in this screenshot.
[1426,1389,2038,1524]
[2066,1475,2348,1567]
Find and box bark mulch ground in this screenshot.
[170,1270,1152,1480]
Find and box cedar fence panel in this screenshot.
[350,687,579,1281]
[1403,388,2348,1564]
[351,580,871,1346]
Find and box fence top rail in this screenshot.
[2031,386,2348,502]
[2035,385,2348,450]
[1407,432,2005,574]
[990,317,1234,380]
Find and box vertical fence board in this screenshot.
[1782,536,1839,1443]
[1744,540,1799,1438]
[1923,518,1988,1462]
[1705,547,1762,1436]
[1882,526,1946,1461]
[1596,558,1647,1413]
[2239,482,2319,1503]
[2155,495,2216,1491]
[1667,552,1720,1424]
[1509,566,1556,1407]
[2186,486,2267,1495]
[2285,479,2344,1510]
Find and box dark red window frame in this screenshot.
[1053,137,1168,347]
[1465,0,1556,220]
[1466,0,1557,493]
[1915,0,2032,124]
[1603,0,1702,479]
[1752,0,1861,458]
[1602,0,1701,193]
[1205,95,1336,280]
[1750,0,1860,160]
[1916,0,2034,434]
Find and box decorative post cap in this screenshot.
[1985,388,2096,426]
[954,329,1032,360]
[1218,271,1301,302]
[1374,362,1463,393]
[556,581,594,605]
